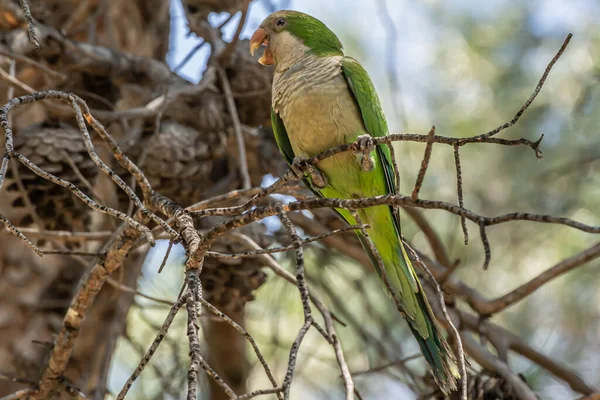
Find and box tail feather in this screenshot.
[409,286,459,393]
[356,230,459,393]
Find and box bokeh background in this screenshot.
[105,0,600,399]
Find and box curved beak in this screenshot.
[250,27,268,56]
[250,27,274,65]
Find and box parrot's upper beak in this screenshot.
[250,27,274,66]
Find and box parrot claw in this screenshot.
[355,135,375,171]
[291,157,328,188]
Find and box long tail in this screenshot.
[407,278,459,393]
[356,210,459,393]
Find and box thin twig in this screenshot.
[62,150,107,204]
[403,207,451,267]
[479,221,491,270]
[480,241,600,316]
[276,204,314,398]
[186,186,267,211]
[0,214,42,255]
[199,298,282,400]
[351,354,421,377]
[230,233,346,326]
[70,98,175,236]
[0,154,9,191]
[207,224,368,260]
[217,66,252,189]
[173,41,207,73]
[15,152,154,243]
[454,145,468,245]
[236,388,284,400]
[0,50,66,79]
[9,158,45,229]
[18,0,40,49]
[216,0,252,64]
[42,249,103,257]
[462,33,572,143]
[105,277,175,307]
[186,270,236,399]
[196,194,600,249]
[158,238,175,273]
[1,227,112,240]
[412,126,436,200]
[0,66,35,93]
[116,294,188,400]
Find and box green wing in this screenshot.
[271,108,324,197]
[341,56,402,234]
[270,108,295,166]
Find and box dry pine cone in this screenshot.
[420,372,533,400]
[1,122,98,233]
[199,218,272,312]
[118,120,227,207]
[224,39,273,127]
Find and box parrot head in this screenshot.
[250,10,343,69]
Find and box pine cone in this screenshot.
[2,122,98,232]
[120,120,228,207]
[199,218,271,312]
[185,0,245,21]
[224,39,273,127]
[163,89,228,133]
[421,372,532,400]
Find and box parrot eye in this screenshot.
[276,19,286,27]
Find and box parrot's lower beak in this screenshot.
[250,27,274,66]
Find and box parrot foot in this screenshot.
[291,156,328,188]
[355,134,375,171]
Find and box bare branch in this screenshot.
[412,126,436,200]
[117,294,188,400]
[403,207,451,267]
[199,298,282,400]
[463,33,572,143]
[480,241,600,316]
[206,224,368,260]
[34,222,142,398]
[217,66,252,189]
[1,227,112,241]
[216,0,252,64]
[479,221,491,270]
[18,0,40,49]
[454,145,468,245]
[0,214,42,255]
[15,152,154,243]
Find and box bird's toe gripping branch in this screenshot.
[291,156,328,188]
[355,135,375,171]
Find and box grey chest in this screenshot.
[272,57,365,158]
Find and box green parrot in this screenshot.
[250,10,459,392]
